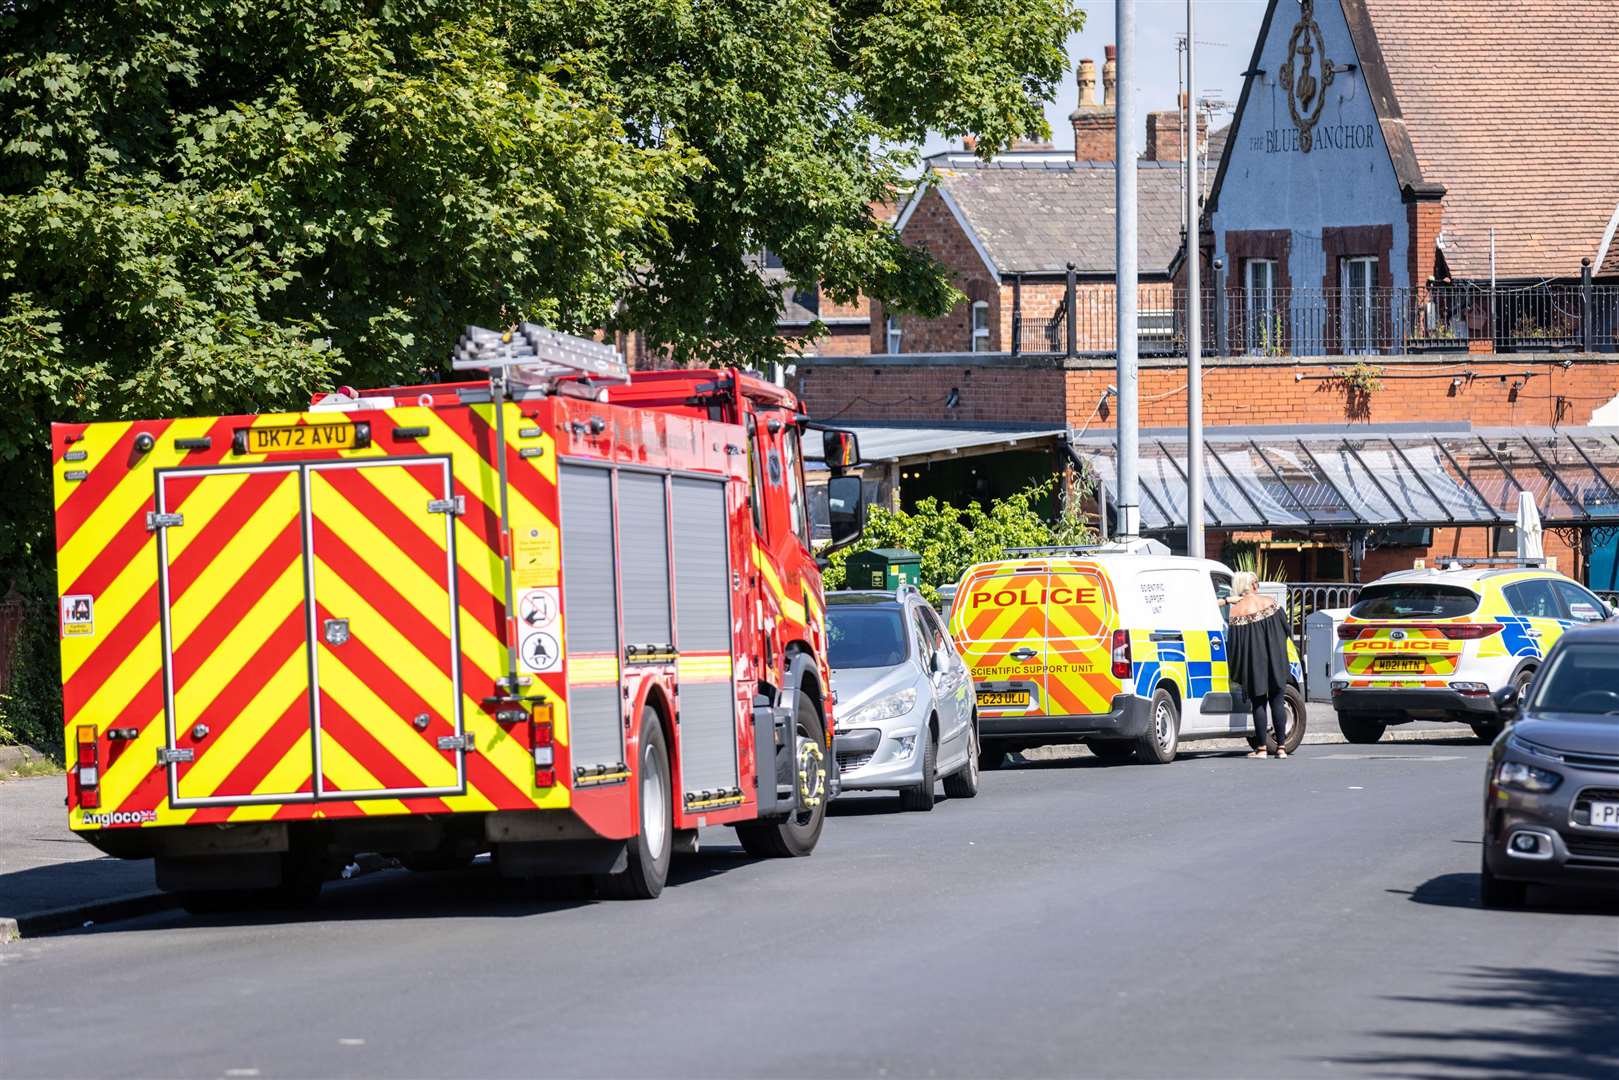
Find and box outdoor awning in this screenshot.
[805,421,1067,470]
[1071,424,1619,533]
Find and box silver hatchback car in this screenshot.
[828,587,980,811]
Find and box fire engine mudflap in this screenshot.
[52,326,864,909]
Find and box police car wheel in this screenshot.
[1338,711,1386,744]
[1135,688,1180,764]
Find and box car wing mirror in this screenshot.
[1492,684,1521,721]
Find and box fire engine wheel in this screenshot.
[1247,686,1308,755]
[735,694,827,858]
[597,713,672,900]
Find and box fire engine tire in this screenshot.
[899,723,938,811]
[941,715,981,799]
[1338,711,1387,744]
[1134,688,1180,764]
[978,739,1011,771]
[1247,686,1308,755]
[735,693,827,858]
[596,713,672,900]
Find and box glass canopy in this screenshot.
[1078,429,1619,533]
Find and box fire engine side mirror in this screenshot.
[821,428,860,472]
[822,475,865,559]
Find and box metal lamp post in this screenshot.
[1184,0,1205,558]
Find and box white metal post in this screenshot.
[1115,0,1141,539]
[1185,0,1204,557]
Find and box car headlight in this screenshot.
[1495,760,1562,793]
[845,688,918,727]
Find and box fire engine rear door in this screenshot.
[306,459,466,799]
[160,465,318,805]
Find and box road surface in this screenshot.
[3,741,1614,1079]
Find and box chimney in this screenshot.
[1070,48,1118,162]
[1145,91,1209,163]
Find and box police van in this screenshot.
[948,543,1305,766]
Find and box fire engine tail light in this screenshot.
[532,709,556,788]
[1111,629,1132,680]
[76,725,101,809]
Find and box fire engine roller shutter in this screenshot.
[559,464,626,772]
[670,477,740,794]
[617,472,672,647]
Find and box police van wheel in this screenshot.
[736,696,827,858]
[978,739,1011,771]
[1135,688,1180,764]
[1338,711,1386,744]
[597,712,672,900]
[1248,686,1309,754]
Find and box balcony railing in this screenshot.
[1012,282,1619,358]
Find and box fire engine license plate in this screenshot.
[247,422,356,453]
[978,689,1029,708]
[1373,657,1425,673]
[1590,801,1619,830]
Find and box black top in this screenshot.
[1227,600,1289,701]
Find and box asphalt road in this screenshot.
[3,741,1615,1080]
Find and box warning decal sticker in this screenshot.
[517,587,561,673]
[61,594,94,638]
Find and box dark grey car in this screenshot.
[1481,623,1619,908]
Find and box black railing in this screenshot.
[1011,282,1619,358]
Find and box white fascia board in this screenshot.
[1595,200,1619,276]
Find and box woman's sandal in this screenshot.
[1276,749,1289,759]
[1246,750,1269,759]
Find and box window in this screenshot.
[1210,571,1233,603]
[1340,256,1378,354]
[1350,584,1481,620]
[971,301,990,352]
[826,606,908,669]
[748,421,766,537]
[886,315,903,354]
[1528,645,1619,717]
[1504,580,1561,620]
[911,608,934,666]
[1491,526,1519,556]
[1244,258,1279,354]
[1551,580,1609,623]
[919,605,950,658]
[782,429,811,547]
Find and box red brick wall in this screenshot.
[875,187,999,354]
[798,355,1619,431]
[1408,198,1445,287]
[1072,113,1118,162]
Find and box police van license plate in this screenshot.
[1373,657,1425,673]
[977,689,1030,708]
[1591,801,1619,830]
[247,422,357,453]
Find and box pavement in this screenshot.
[0,707,1462,941]
[4,740,1615,1079]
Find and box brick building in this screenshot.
[1207,0,1619,356]
[799,7,1619,587]
[875,47,1222,359]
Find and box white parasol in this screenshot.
[1515,491,1544,563]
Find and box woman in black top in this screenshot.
[1226,571,1292,758]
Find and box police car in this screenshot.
[1330,560,1612,744]
[948,541,1305,766]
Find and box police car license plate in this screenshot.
[247,422,356,453]
[978,689,1029,708]
[1373,657,1425,673]
[1591,801,1619,830]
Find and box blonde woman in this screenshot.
[1227,572,1291,759]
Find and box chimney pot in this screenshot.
[1077,58,1098,108]
[1105,44,1116,62]
[1102,45,1118,107]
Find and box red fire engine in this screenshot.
[52,326,864,906]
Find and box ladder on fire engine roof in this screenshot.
[452,324,629,393]
[449,325,628,700]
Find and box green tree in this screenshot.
[823,478,1095,601]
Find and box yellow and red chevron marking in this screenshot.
[55,402,569,832]
[1341,624,1459,677]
